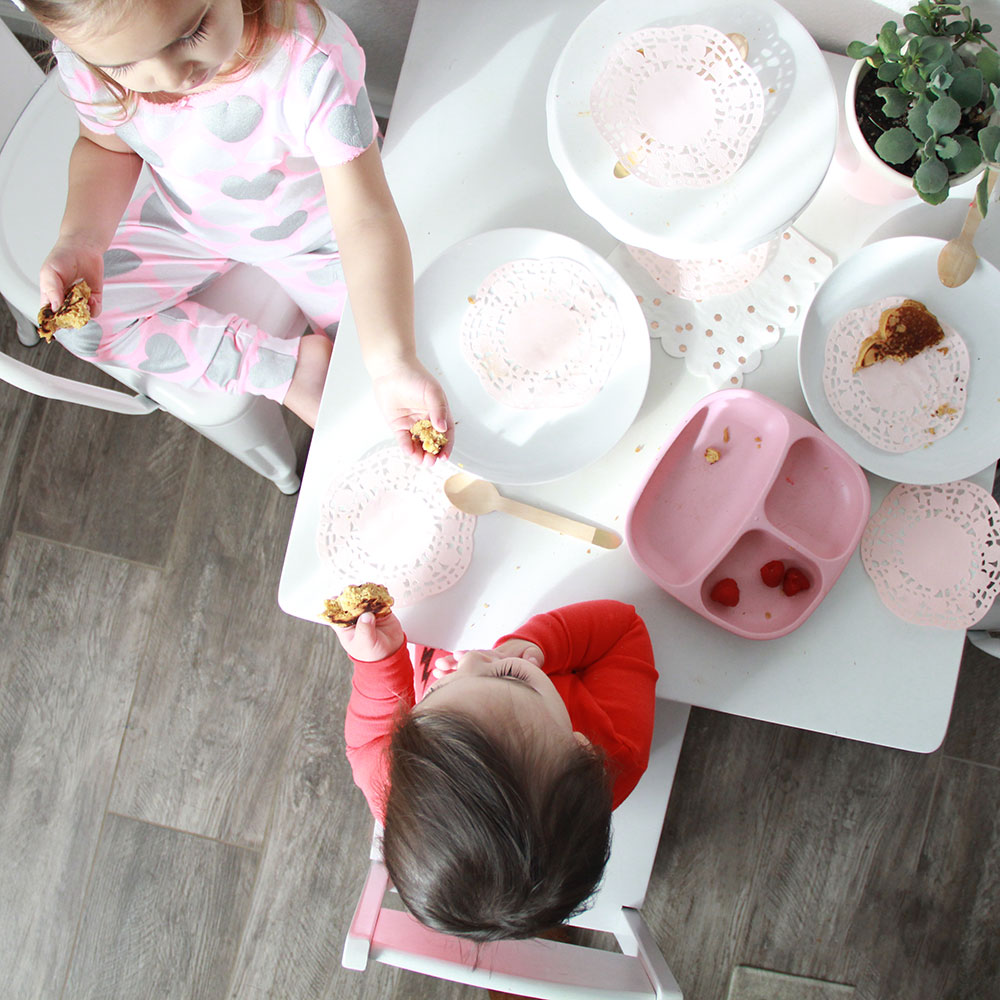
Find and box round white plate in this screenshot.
[414,228,650,485]
[798,236,1000,484]
[545,0,837,258]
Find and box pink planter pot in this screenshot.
[838,60,983,206]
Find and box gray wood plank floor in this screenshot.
[1,299,998,1000]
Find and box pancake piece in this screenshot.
[853,299,944,372]
[321,582,394,626]
[37,280,91,342]
[410,419,447,455]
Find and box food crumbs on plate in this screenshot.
[934,403,958,417]
[938,346,949,355]
[927,427,937,435]
[722,426,730,443]
[635,444,644,452]
[765,612,772,619]
[785,476,794,485]
[467,295,477,304]
[704,447,721,464]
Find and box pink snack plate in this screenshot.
[626,389,871,639]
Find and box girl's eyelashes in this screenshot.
[102,10,212,77]
[179,12,212,48]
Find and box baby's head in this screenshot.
[381,650,614,941]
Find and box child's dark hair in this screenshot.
[381,709,613,942]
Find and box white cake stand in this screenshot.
[546,0,838,260]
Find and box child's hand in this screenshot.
[492,637,544,667]
[40,236,105,318]
[371,361,453,466]
[329,611,405,662]
[430,640,544,680]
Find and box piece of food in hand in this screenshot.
[410,418,448,455]
[320,582,394,626]
[759,560,785,588]
[781,567,811,597]
[709,578,740,607]
[853,299,944,372]
[37,280,91,342]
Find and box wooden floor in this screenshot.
[1,298,998,1000]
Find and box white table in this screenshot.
[279,0,997,753]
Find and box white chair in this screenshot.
[0,22,303,493]
[343,697,690,1000]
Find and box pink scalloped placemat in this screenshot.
[590,24,764,189]
[459,256,625,409]
[822,297,969,454]
[316,444,476,606]
[609,229,832,387]
[861,481,1000,628]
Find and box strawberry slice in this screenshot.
[759,560,785,588]
[782,567,811,596]
[710,578,740,607]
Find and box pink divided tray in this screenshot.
[626,389,870,639]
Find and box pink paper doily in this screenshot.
[823,297,969,454]
[609,230,832,387]
[316,444,476,606]
[460,256,625,409]
[626,238,775,301]
[590,25,764,189]
[861,481,1000,628]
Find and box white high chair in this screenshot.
[343,698,690,1000]
[0,22,303,493]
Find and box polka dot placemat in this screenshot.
[609,229,832,387]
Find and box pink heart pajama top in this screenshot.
[50,4,378,401]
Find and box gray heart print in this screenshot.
[201,96,264,143]
[221,170,284,201]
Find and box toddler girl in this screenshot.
[22,0,450,443]
[335,599,658,940]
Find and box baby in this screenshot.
[333,599,658,940]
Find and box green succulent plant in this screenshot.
[847,1,1000,214]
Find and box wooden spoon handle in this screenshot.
[496,497,622,549]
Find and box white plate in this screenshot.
[798,236,1000,484]
[414,228,650,485]
[545,0,837,258]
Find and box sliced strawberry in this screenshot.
[782,567,812,596]
[760,560,785,588]
[710,578,740,607]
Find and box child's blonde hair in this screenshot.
[23,0,327,119]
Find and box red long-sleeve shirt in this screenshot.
[344,600,658,819]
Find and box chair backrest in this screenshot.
[343,698,690,1000]
[0,19,44,147]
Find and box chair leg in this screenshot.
[3,297,41,347]
[186,395,301,494]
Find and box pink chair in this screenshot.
[0,22,304,493]
[343,697,690,1000]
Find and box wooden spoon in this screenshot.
[937,168,997,288]
[444,472,621,549]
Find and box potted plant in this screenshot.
[845,1,1000,213]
